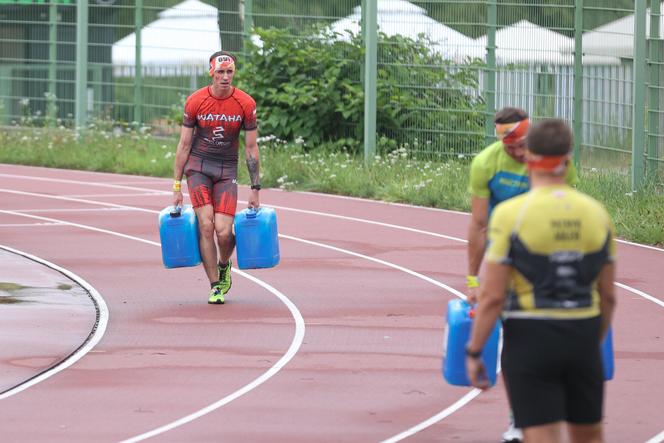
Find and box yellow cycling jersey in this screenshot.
[485,184,616,320]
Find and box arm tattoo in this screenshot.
[246,154,260,185]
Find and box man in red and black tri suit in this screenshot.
[172,50,261,304]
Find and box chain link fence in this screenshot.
[0,0,662,185]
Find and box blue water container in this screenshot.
[601,327,614,380]
[443,299,501,387]
[234,207,280,270]
[158,205,201,268]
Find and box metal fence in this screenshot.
[0,0,662,188]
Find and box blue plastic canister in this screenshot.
[234,207,280,270]
[601,327,614,380]
[158,205,201,268]
[443,299,501,387]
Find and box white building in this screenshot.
[579,4,663,59]
[112,0,221,70]
[475,20,620,65]
[328,0,479,61]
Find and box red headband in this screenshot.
[526,154,569,174]
[496,119,529,145]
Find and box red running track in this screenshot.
[0,164,663,443]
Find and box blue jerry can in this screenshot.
[158,205,201,268]
[443,299,501,387]
[234,207,280,270]
[601,327,614,380]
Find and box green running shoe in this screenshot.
[217,260,232,295]
[208,284,225,304]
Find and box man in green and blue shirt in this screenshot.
[465,107,578,443]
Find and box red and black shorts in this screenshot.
[501,316,604,428]
[184,155,238,216]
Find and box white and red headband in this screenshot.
[209,54,235,76]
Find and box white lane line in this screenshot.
[0,222,65,227]
[2,171,662,253]
[0,173,170,194]
[380,389,482,443]
[121,271,305,443]
[264,201,664,252]
[646,430,664,443]
[267,204,465,243]
[0,209,158,247]
[615,283,664,308]
[269,188,470,216]
[65,193,166,198]
[615,239,664,252]
[0,189,156,214]
[0,207,306,441]
[279,234,466,300]
[8,207,137,214]
[271,205,664,305]
[0,244,109,400]
[3,176,664,439]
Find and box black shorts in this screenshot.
[501,316,604,428]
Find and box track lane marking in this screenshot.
[121,271,305,443]
[2,172,663,253]
[646,430,664,443]
[2,175,663,441]
[279,234,466,299]
[0,207,306,442]
[0,245,109,400]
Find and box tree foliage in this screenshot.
[234,26,484,155]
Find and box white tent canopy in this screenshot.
[577,4,663,59]
[474,20,620,65]
[328,0,479,61]
[112,0,221,67]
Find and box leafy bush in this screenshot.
[235,26,484,157]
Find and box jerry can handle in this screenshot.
[170,206,182,218]
[245,207,260,219]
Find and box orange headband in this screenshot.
[526,154,569,174]
[209,54,235,77]
[496,119,529,145]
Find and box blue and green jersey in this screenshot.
[469,141,579,215]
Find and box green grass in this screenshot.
[1,127,662,247]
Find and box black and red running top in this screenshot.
[183,86,257,163]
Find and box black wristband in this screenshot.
[465,345,482,359]
[250,184,261,191]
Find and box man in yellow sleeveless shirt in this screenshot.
[465,119,616,443]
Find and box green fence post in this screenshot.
[48,1,58,125]
[0,66,11,125]
[243,0,253,53]
[632,0,647,190]
[573,0,584,167]
[363,0,377,165]
[484,0,497,146]
[648,0,661,177]
[134,0,143,125]
[75,0,88,129]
